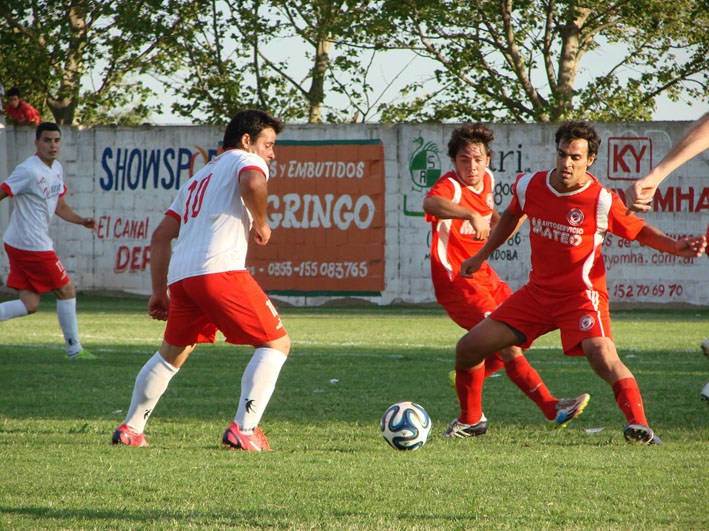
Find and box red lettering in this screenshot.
[130,246,142,271]
[613,144,632,173]
[114,246,130,273]
[675,188,694,212]
[696,188,709,211]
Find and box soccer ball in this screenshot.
[380,401,431,451]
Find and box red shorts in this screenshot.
[438,263,512,331]
[490,283,612,356]
[164,270,287,347]
[4,243,70,293]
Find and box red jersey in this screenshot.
[509,170,645,296]
[426,169,496,302]
[5,101,41,125]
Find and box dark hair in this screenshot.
[36,122,61,140]
[447,123,494,159]
[7,87,20,98]
[554,122,600,158]
[222,110,284,149]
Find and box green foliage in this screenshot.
[0,0,192,125]
[377,0,709,122]
[0,295,708,528]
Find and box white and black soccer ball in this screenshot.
[380,401,431,451]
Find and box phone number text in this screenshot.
[612,283,684,299]
[267,261,369,279]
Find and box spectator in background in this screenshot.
[4,87,41,126]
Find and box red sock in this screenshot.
[612,378,648,426]
[504,356,558,420]
[483,355,504,379]
[455,365,484,424]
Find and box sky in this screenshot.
[144,30,708,125]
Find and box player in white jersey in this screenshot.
[0,122,97,359]
[113,110,289,451]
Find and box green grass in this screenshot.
[1,294,708,529]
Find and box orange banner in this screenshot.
[247,140,386,295]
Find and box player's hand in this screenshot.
[148,292,170,321]
[469,213,490,241]
[624,180,657,213]
[252,221,271,245]
[82,217,98,232]
[460,255,484,278]
[674,235,707,258]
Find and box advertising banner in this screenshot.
[248,140,386,296]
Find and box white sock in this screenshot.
[56,298,82,355]
[235,348,287,432]
[123,352,179,434]
[0,300,28,321]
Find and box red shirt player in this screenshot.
[457,121,707,445]
[424,124,589,438]
[112,110,290,451]
[4,87,41,126]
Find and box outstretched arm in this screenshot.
[625,113,709,212]
[460,209,524,277]
[54,196,97,231]
[635,223,706,258]
[423,195,491,240]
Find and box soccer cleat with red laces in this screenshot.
[222,422,272,451]
[112,423,149,447]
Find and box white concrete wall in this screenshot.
[1,121,707,306]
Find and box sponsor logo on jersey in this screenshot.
[530,216,583,246]
[579,315,595,331]
[486,193,494,208]
[567,208,584,226]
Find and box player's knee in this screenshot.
[23,299,39,314]
[455,333,483,368]
[264,333,290,356]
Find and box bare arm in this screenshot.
[0,188,7,201]
[148,215,180,321]
[626,113,709,212]
[54,196,97,231]
[423,195,491,240]
[635,223,706,258]
[240,169,271,245]
[460,209,525,277]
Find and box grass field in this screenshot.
[1,294,708,529]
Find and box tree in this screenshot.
[375,0,709,122]
[0,0,193,125]
[160,0,402,124]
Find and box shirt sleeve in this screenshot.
[2,164,33,196]
[237,153,269,182]
[24,103,41,124]
[608,190,645,240]
[423,178,455,222]
[166,190,185,224]
[507,174,525,217]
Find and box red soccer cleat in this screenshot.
[112,423,149,447]
[222,422,271,451]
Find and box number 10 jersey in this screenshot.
[165,149,269,285]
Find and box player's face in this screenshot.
[35,130,61,166]
[246,127,277,164]
[553,138,595,192]
[454,142,489,188]
[7,95,20,108]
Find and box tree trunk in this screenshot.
[552,8,591,121]
[307,37,332,123]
